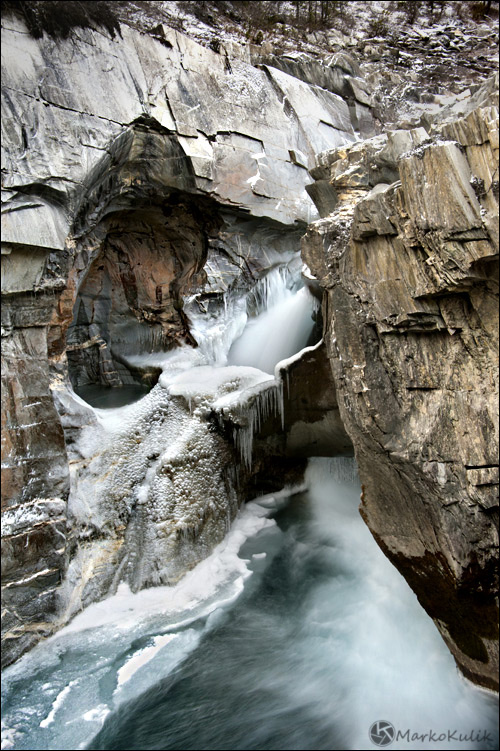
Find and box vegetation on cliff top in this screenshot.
[1,0,498,42]
[0,0,122,38]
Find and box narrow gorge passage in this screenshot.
[2,266,498,751]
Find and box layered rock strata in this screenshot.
[303,80,499,691]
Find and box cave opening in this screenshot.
[66,196,216,407]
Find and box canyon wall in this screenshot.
[303,77,499,690]
[1,9,498,692]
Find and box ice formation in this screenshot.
[60,255,318,619]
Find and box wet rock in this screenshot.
[278,341,353,458]
[1,324,71,667]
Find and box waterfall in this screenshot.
[228,286,317,374]
[184,293,248,367]
[182,260,317,375]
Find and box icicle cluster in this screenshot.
[184,292,248,367]
[232,379,284,469]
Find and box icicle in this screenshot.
[277,378,285,430]
[233,379,285,470]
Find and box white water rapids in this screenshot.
[228,280,316,374]
[2,262,498,751]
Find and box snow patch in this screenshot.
[82,705,110,723]
[0,722,18,750]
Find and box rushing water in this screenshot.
[3,262,497,751]
[228,284,317,374]
[2,459,498,751]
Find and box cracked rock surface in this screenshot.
[303,77,499,690]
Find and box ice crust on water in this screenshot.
[1,722,17,750]
[163,365,274,407]
[115,634,178,689]
[82,705,110,723]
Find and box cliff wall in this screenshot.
[303,77,499,690]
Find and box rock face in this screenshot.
[1,5,498,693]
[278,340,354,458]
[303,79,499,690]
[1,15,360,666]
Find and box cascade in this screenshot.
[53,253,318,622]
[183,292,248,367]
[228,268,318,374]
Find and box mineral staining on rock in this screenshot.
[303,78,499,691]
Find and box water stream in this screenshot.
[2,460,497,750]
[2,262,497,750]
[228,278,317,374]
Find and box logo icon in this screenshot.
[369,721,396,747]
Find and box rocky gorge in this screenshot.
[1,0,498,701]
